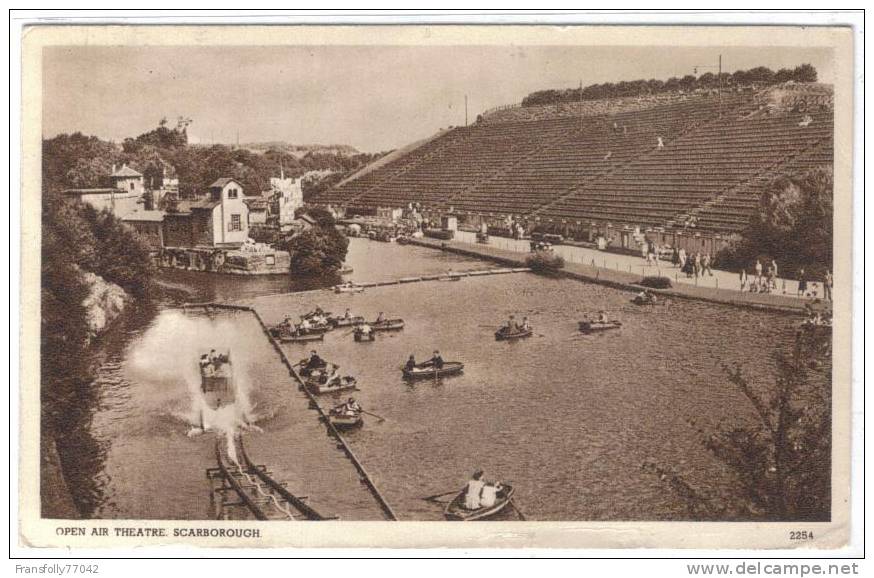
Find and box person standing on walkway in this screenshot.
[755,259,763,285]
[797,268,808,297]
[678,248,687,271]
[824,269,833,301]
[693,253,701,278]
[672,247,680,268]
[702,253,713,276]
[740,268,748,291]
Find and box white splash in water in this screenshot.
[126,309,261,438]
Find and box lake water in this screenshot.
[72,237,806,521]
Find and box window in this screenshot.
[130,182,135,191]
[265,255,275,266]
[228,188,238,199]
[229,214,242,231]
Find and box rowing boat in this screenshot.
[371,318,405,331]
[402,361,464,379]
[306,376,358,395]
[334,284,365,294]
[328,410,363,430]
[302,323,333,333]
[444,484,515,521]
[494,327,533,341]
[437,275,462,282]
[279,332,324,343]
[578,320,622,333]
[199,352,235,410]
[301,310,332,320]
[353,328,376,342]
[329,315,365,327]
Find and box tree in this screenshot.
[717,167,832,279]
[793,63,818,83]
[281,226,349,276]
[645,329,831,521]
[518,65,820,107]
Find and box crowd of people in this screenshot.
[738,260,833,300]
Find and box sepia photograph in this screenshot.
[14,16,859,552]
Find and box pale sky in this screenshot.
[42,45,833,153]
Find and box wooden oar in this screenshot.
[422,489,459,502]
[508,498,527,521]
[360,410,386,423]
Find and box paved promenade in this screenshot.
[409,235,826,314]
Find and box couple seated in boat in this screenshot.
[332,397,362,417]
[199,349,229,374]
[406,351,444,371]
[635,289,658,304]
[464,470,505,510]
[310,363,340,385]
[298,316,326,333]
[503,315,531,332]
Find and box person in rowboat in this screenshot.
[318,364,341,386]
[635,289,657,304]
[404,354,417,373]
[505,315,519,332]
[422,350,444,370]
[480,480,505,508]
[305,350,325,371]
[464,470,486,510]
[521,316,531,331]
[375,311,386,324]
[334,397,361,416]
[597,310,609,323]
[343,308,351,319]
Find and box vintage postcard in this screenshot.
[16,19,857,551]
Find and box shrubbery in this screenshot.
[41,193,156,515]
[522,64,818,107]
[526,251,565,274]
[638,276,673,289]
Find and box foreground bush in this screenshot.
[526,251,565,274]
[638,275,673,289]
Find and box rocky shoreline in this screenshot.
[41,270,131,519]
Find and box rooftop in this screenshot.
[209,177,241,189]
[64,188,126,194]
[122,210,165,223]
[111,165,143,178]
[166,198,221,215]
